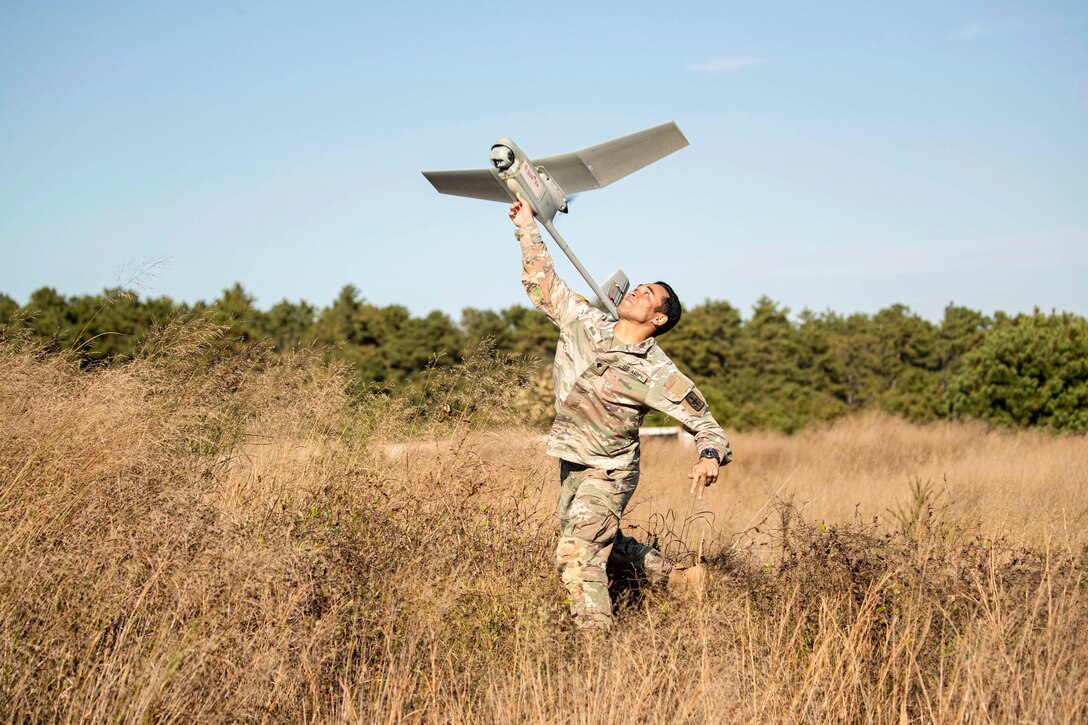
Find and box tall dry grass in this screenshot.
[1,319,1085,723]
[632,414,1088,562]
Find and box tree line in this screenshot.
[2,284,1085,433]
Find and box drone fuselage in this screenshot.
[488,138,568,224]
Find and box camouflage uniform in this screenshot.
[517,225,731,630]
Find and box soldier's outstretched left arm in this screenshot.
[645,368,732,499]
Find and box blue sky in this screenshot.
[2,1,1085,321]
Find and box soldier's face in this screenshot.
[618,283,669,328]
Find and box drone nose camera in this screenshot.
[490,145,515,171]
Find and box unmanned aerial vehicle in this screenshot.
[422,122,688,319]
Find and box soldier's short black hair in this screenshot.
[653,281,681,336]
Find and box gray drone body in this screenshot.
[423,121,689,319]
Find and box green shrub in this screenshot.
[948,311,1088,432]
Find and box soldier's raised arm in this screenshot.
[510,192,592,329]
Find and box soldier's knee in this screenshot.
[556,537,588,567]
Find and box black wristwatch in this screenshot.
[699,448,721,464]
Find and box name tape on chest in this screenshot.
[613,362,650,386]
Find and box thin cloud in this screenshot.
[689,58,767,72]
[949,22,995,40]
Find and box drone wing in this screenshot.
[422,122,688,202]
[533,121,689,194]
[422,169,510,202]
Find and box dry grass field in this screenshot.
[633,414,1088,563]
[2,319,1086,723]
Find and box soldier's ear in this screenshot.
[651,312,668,329]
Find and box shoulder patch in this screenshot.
[683,389,706,414]
[663,371,706,415]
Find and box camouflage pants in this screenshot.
[556,460,672,629]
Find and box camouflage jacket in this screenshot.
[518,226,732,470]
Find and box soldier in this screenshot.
[509,192,732,632]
